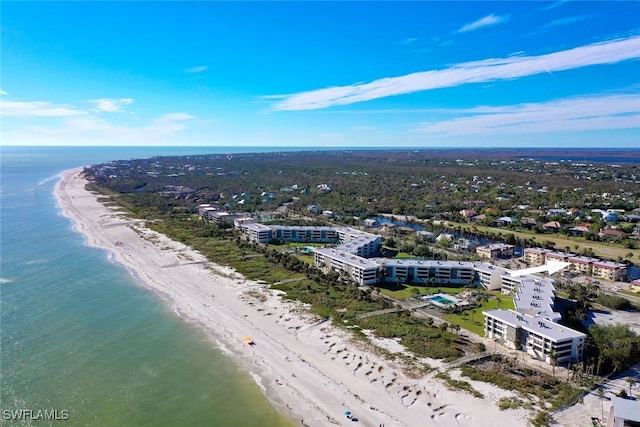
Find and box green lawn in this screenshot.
[378,283,469,300]
[444,292,514,336]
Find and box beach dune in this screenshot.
[56,168,532,427]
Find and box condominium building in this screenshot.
[592,260,628,282]
[473,262,508,290]
[476,243,514,259]
[545,251,573,263]
[567,255,600,276]
[484,309,586,364]
[238,222,272,243]
[313,248,380,285]
[271,225,340,243]
[380,259,474,286]
[523,248,551,266]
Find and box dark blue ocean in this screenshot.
[0,146,296,426]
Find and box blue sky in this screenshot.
[1,1,639,147]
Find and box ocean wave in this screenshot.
[25,259,49,265]
[37,173,62,187]
[249,372,266,392]
[0,277,15,285]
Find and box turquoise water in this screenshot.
[0,146,294,426]
[427,295,458,306]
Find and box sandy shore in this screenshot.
[55,168,535,427]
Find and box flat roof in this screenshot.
[484,309,585,341]
[381,259,474,269]
[611,396,640,422]
[313,248,379,269]
[473,262,508,274]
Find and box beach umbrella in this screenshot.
[243,336,252,341]
[344,411,351,416]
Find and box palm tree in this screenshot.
[550,351,558,378]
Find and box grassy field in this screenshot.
[442,221,639,262]
[377,283,469,299]
[444,291,515,336]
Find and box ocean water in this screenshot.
[0,146,294,426]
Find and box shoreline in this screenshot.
[55,167,534,427]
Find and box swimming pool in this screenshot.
[423,293,458,306]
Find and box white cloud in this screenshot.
[415,93,640,136]
[0,90,8,96]
[185,65,208,73]
[154,112,196,122]
[90,98,134,113]
[268,35,640,111]
[0,100,85,117]
[457,14,508,33]
[542,14,592,29]
[396,37,418,45]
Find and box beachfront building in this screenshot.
[380,259,474,286]
[313,248,380,285]
[484,309,586,364]
[500,273,560,319]
[523,248,551,266]
[474,262,508,291]
[336,230,381,258]
[592,260,628,282]
[476,243,515,259]
[271,225,340,243]
[239,222,273,243]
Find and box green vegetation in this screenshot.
[378,283,466,299]
[530,410,553,427]
[589,323,640,375]
[596,293,633,310]
[434,371,484,398]
[444,292,515,336]
[497,396,527,411]
[356,311,465,360]
[460,362,583,410]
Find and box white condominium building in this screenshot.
[313,248,380,286]
[474,262,508,290]
[381,259,474,286]
[484,309,585,364]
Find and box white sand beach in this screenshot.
[56,167,536,427]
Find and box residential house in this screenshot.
[543,221,562,233]
[568,226,590,237]
[599,229,627,240]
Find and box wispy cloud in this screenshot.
[185,65,208,74]
[2,98,198,145]
[90,98,134,113]
[396,37,418,45]
[542,14,592,29]
[415,93,640,136]
[457,14,509,33]
[0,90,8,96]
[268,35,640,111]
[0,100,85,117]
[538,0,570,12]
